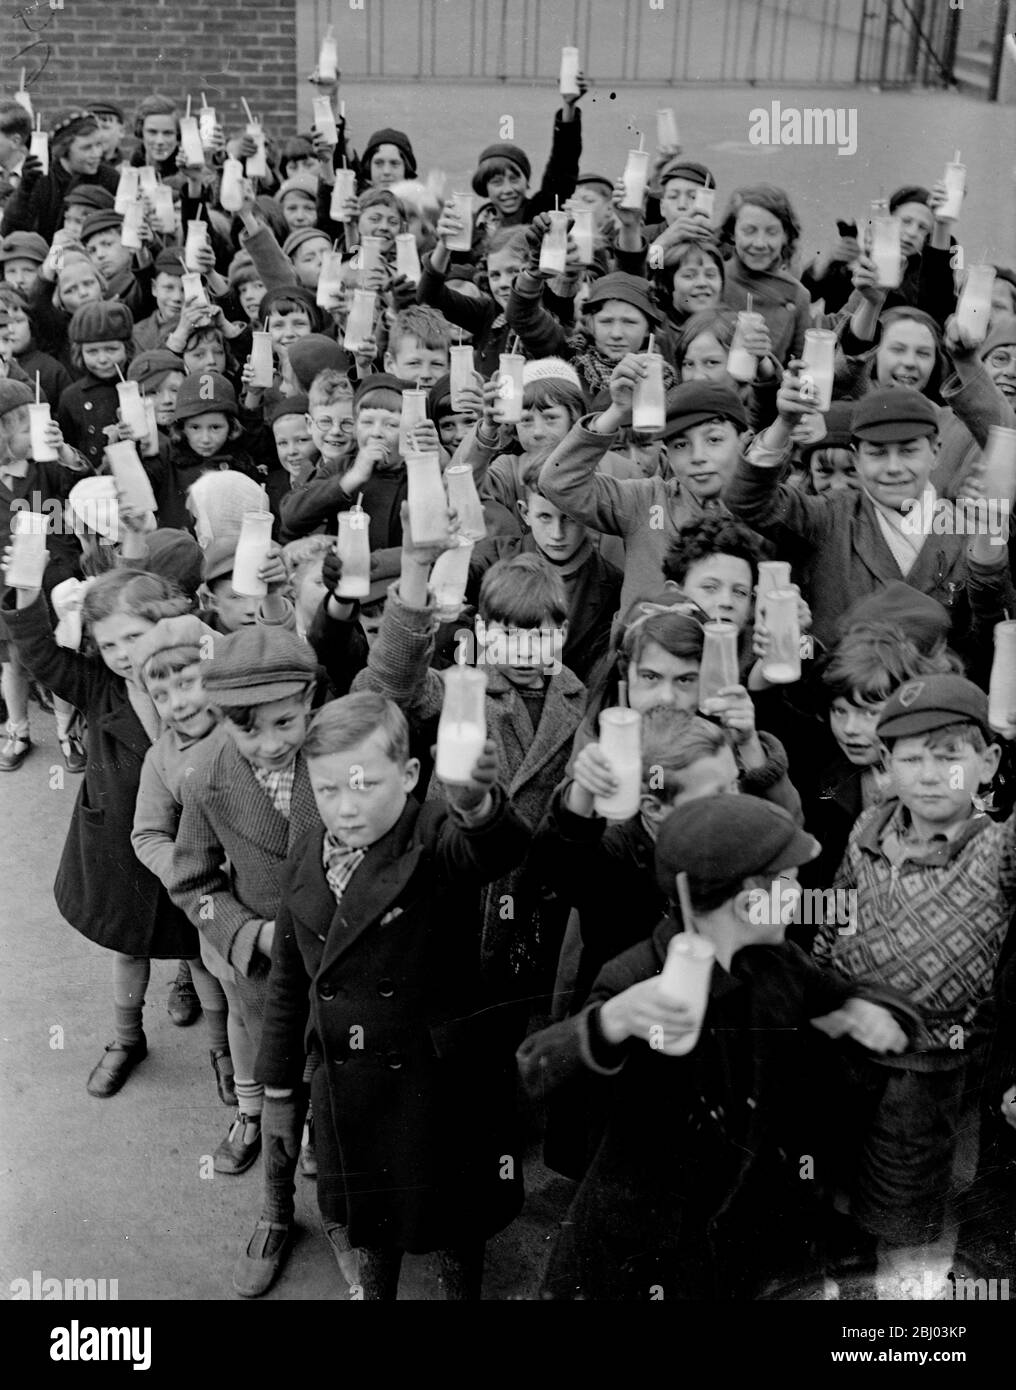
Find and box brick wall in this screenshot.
[2,0,299,132]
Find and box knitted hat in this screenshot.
[522,357,583,391]
[153,248,187,278]
[227,249,257,287]
[259,285,322,328]
[128,348,185,390]
[282,227,331,259]
[0,232,48,265]
[888,185,931,213]
[277,173,319,203]
[63,185,116,211]
[201,537,238,585]
[51,110,98,144]
[88,99,125,122]
[583,272,662,326]
[67,476,119,538]
[172,371,238,422]
[201,624,320,705]
[132,614,219,680]
[265,390,311,428]
[287,335,350,391]
[67,300,133,343]
[81,210,124,242]
[658,159,715,190]
[661,381,748,440]
[361,128,417,181]
[143,527,204,597]
[981,313,1016,356]
[187,471,269,549]
[353,372,405,410]
[0,380,34,418]
[850,387,938,443]
[472,142,531,195]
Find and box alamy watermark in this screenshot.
[748,101,858,157]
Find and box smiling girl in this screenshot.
[57,301,135,469]
[719,184,811,365]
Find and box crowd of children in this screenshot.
[2,70,1015,1303]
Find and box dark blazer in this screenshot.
[57,374,120,472]
[0,593,198,958]
[256,789,530,1252]
[1,163,119,244]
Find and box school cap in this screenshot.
[574,172,614,195]
[201,624,320,705]
[0,379,34,417]
[876,674,990,742]
[265,389,310,427]
[81,210,124,242]
[67,300,133,343]
[144,528,204,597]
[201,537,238,585]
[658,159,715,189]
[89,100,125,122]
[582,272,662,326]
[654,794,820,905]
[128,348,185,390]
[981,314,1016,356]
[63,185,116,211]
[132,614,219,680]
[888,185,931,213]
[153,249,187,278]
[850,387,939,443]
[282,226,330,259]
[173,371,237,422]
[661,380,747,441]
[50,110,98,143]
[277,173,319,202]
[353,372,405,409]
[361,128,417,180]
[838,582,949,655]
[796,399,854,460]
[0,232,48,264]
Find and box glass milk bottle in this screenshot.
[756,560,791,624]
[444,193,474,252]
[359,236,387,278]
[181,271,208,306]
[979,426,1016,543]
[316,250,345,309]
[559,46,581,98]
[138,166,158,195]
[760,588,802,684]
[151,184,177,233]
[656,107,680,150]
[4,511,49,589]
[571,208,594,265]
[105,440,157,513]
[871,213,903,289]
[28,401,58,461]
[940,156,966,221]
[693,185,715,218]
[318,25,339,82]
[198,104,217,152]
[115,166,140,214]
[620,148,650,210]
[179,113,205,167]
[727,313,758,383]
[539,211,569,276]
[436,663,487,783]
[406,452,450,546]
[955,265,996,346]
[343,289,375,350]
[988,621,1016,734]
[335,507,371,599]
[395,233,421,284]
[231,510,273,597]
[593,707,642,821]
[184,220,208,272]
[141,397,160,457]
[494,353,525,424]
[219,157,245,213]
[444,464,486,541]
[245,121,269,179]
[249,331,275,388]
[312,96,338,148]
[698,620,739,709]
[120,199,145,251]
[330,167,357,222]
[631,347,665,432]
[800,329,836,411]
[449,345,475,410]
[399,389,429,457]
[29,125,48,176]
[656,934,716,1054]
[430,538,474,621]
[115,380,148,438]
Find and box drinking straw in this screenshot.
[746,293,753,315]
[647,333,655,356]
[201,92,208,108]
[675,871,698,935]
[19,68,25,91]
[356,492,363,509]
[35,371,40,405]
[185,95,191,120]
[241,98,256,124]
[115,364,126,382]
[637,130,645,153]
[953,149,961,164]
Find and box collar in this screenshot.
[0,457,31,484]
[858,796,989,866]
[864,482,937,530]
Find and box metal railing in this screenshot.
[297,0,961,87]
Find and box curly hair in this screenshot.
[820,621,957,705]
[80,569,189,638]
[718,185,802,264]
[663,514,763,587]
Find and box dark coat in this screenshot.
[256,789,530,1252]
[15,346,72,409]
[0,593,198,958]
[56,374,121,472]
[1,164,119,244]
[145,439,267,534]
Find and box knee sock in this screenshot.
[112,955,151,1045]
[2,659,30,735]
[234,1078,264,1121]
[52,696,77,741]
[186,958,228,1049]
[224,1005,255,1079]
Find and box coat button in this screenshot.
[84,402,93,410]
[318,983,336,1001]
[385,1052,403,1070]
[377,978,395,998]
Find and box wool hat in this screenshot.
[143,527,204,597]
[876,673,990,743]
[63,185,117,212]
[277,173,319,203]
[201,624,320,705]
[172,371,238,422]
[265,390,310,428]
[654,794,819,907]
[888,185,931,214]
[661,381,748,440]
[287,335,349,391]
[282,226,331,259]
[472,142,531,195]
[51,110,98,144]
[153,248,187,278]
[361,128,417,181]
[201,536,238,585]
[187,471,269,549]
[583,272,662,326]
[88,99,125,122]
[67,300,133,343]
[128,348,185,390]
[132,614,219,680]
[259,285,323,329]
[838,582,950,655]
[227,249,257,287]
[353,372,405,410]
[574,172,614,195]
[0,232,48,265]
[522,357,583,391]
[67,476,119,539]
[796,399,855,460]
[850,387,939,443]
[658,159,715,189]
[81,210,124,242]
[981,313,1016,357]
[0,379,34,417]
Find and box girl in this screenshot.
[675,308,778,429]
[468,85,584,227]
[153,372,261,532]
[655,238,725,331]
[357,127,417,191]
[719,184,811,365]
[130,95,180,181]
[27,249,105,369]
[57,301,135,470]
[1,567,224,1098]
[841,278,946,402]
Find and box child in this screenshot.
[132,250,186,352]
[276,174,319,234]
[198,537,293,636]
[264,392,316,518]
[57,301,135,470]
[0,230,48,299]
[814,674,1016,1299]
[358,127,417,190]
[1,109,116,243]
[252,692,529,1300]
[126,348,186,433]
[419,224,528,378]
[0,379,89,771]
[154,371,262,531]
[384,306,451,389]
[469,85,584,227]
[519,793,914,1300]
[0,288,72,405]
[1,568,206,1095]
[540,370,748,612]
[718,184,810,364]
[80,209,154,320]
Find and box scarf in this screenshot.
[322,834,367,905]
[866,484,935,578]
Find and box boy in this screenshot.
[540,369,747,611]
[469,82,584,227]
[81,208,154,320]
[0,230,47,299]
[132,250,185,352]
[519,794,914,1300]
[468,456,621,683]
[383,305,452,389]
[355,525,586,1007]
[199,538,293,635]
[814,673,1016,1299]
[250,693,529,1300]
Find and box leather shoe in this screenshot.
[59,734,87,773]
[210,1047,236,1105]
[86,1034,148,1098]
[232,1219,296,1298]
[299,1110,317,1178]
[322,1222,360,1286]
[214,1112,262,1175]
[167,962,201,1026]
[0,733,31,772]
